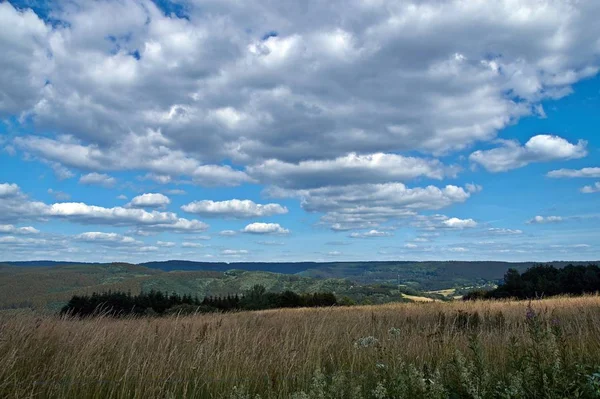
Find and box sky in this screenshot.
[0,0,599,263]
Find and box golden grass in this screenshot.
[2,296,600,398]
[401,293,437,302]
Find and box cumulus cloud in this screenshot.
[127,193,171,208]
[0,183,20,198]
[181,199,287,218]
[547,167,600,178]
[0,236,50,246]
[581,182,600,194]
[527,216,564,224]
[442,218,478,229]
[242,222,289,235]
[0,224,40,235]
[0,2,50,117]
[448,247,469,253]
[75,232,141,246]
[181,242,205,248]
[248,153,460,189]
[470,135,588,172]
[15,133,253,187]
[221,249,249,256]
[3,0,600,177]
[487,228,523,235]
[411,214,478,231]
[156,241,176,247]
[3,0,600,259]
[349,230,393,238]
[79,172,116,187]
[268,183,472,230]
[0,182,208,232]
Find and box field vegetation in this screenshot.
[3,296,600,398]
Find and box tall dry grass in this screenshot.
[2,296,600,398]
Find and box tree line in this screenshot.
[60,284,337,317]
[464,264,600,300]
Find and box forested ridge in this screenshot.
[464,264,600,300]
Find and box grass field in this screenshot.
[3,296,600,398]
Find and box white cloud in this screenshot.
[3,0,600,257]
[75,232,141,245]
[0,224,40,235]
[581,182,600,194]
[442,218,478,229]
[547,167,600,178]
[49,162,75,180]
[248,153,460,189]
[487,228,523,235]
[349,230,393,238]
[0,183,20,198]
[137,246,159,252]
[0,2,50,118]
[0,236,50,246]
[219,230,238,236]
[221,249,249,256]
[15,133,253,187]
[156,241,176,247]
[181,199,287,218]
[242,222,289,235]
[470,135,588,172]
[268,183,472,230]
[527,215,564,224]
[448,247,469,253]
[127,193,171,208]
[79,172,116,187]
[465,184,483,193]
[181,242,205,248]
[4,0,600,180]
[0,183,208,232]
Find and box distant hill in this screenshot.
[139,260,319,274]
[0,263,424,312]
[4,260,598,291]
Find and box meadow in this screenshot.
[3,296,600,398]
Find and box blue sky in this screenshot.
[1,0,599,263]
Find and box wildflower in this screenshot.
[376,363,386,370]
[354,336,379,349]
[372,382,387,399]
[388,327,401,338]
[525,305,536,321]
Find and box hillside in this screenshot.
[0,263,420,312]
[7,260,597,291]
